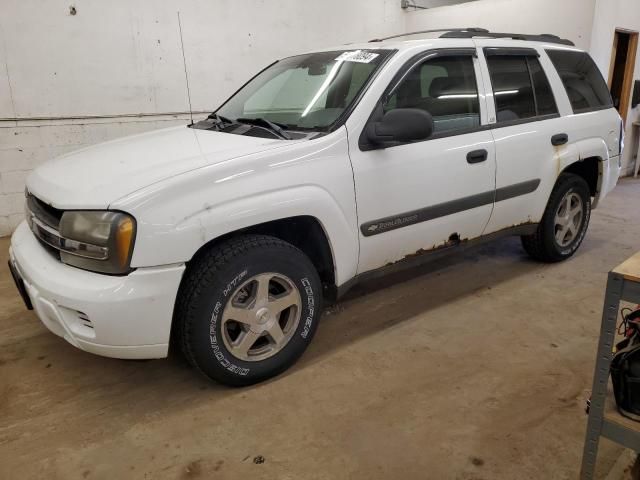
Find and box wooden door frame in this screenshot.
[608,28,639,124]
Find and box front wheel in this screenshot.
[176,235,322,386]
[521,173,591,262]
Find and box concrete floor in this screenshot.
[1,179,639,480]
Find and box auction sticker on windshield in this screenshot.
[335,50,379,63]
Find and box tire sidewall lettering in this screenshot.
[300,277,315,339]
[208,267,318,378]
[209,269,250,377]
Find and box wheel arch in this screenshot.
[126,181,359,286]
[560,136,611,208]
[187,215,337,294]
[169,214,340,353]
[561,156,600,198]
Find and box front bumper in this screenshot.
[9,221,185,359]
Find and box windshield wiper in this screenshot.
[235,117,292,140]
[189,113,234,131]
[207,113,233,127]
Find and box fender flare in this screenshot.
[129,185,359,287]
[559,137,610,208]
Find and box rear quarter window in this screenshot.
[546,50,613,113]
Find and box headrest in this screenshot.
[497,109,519,122]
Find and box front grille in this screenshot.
[26,194,63,229]
[26,194,63,259]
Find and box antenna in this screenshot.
[177,11,194,125]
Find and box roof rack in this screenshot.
[369,27,488,42]
[369,28,575,47]
[440,30,575,46]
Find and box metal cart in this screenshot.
[581,251,640,479]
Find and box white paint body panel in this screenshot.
[11,37,621,359]
[27,126,297,209]
[351,129,496,273]
[113,127,360,286]
[10,222,184,358]
[347,43,497,272]
[474,40,622,233]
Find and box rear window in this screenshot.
[546,50,613,113]
[486,55,558,123]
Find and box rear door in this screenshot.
[544,48,622,200]
[475,41,570,233]
[348,47,497,274]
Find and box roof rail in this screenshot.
[369,27,489,42]
[440,30,575,46]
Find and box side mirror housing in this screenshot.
[366,108,434,147]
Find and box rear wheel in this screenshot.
[521,173,591,262]
[176,235,322,386]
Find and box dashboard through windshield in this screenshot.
[201,49,394,136]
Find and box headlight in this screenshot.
[59,211,136,274]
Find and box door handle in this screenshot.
[467,149,488,164]
[551,133,569,146]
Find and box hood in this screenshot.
[27,125,292,209]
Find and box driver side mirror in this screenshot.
[366,108,434,148]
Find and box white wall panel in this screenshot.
[0,23,16,119]
[0,0,404,119]
[405,0,596,50]
[0,0,404,235]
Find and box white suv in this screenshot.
[9,29,622,385]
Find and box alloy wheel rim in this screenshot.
[221,272,302,362]
[554,191,584,248]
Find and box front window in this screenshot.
[206,49,393,136]
[383,54,480,136]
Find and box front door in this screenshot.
[348,49,497,274]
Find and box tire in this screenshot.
[175,234,322,386]
[521,173,591,263]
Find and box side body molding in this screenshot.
[361,179,540,237]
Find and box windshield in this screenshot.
[215,49,393,132]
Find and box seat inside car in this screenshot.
[393,68,480,134]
